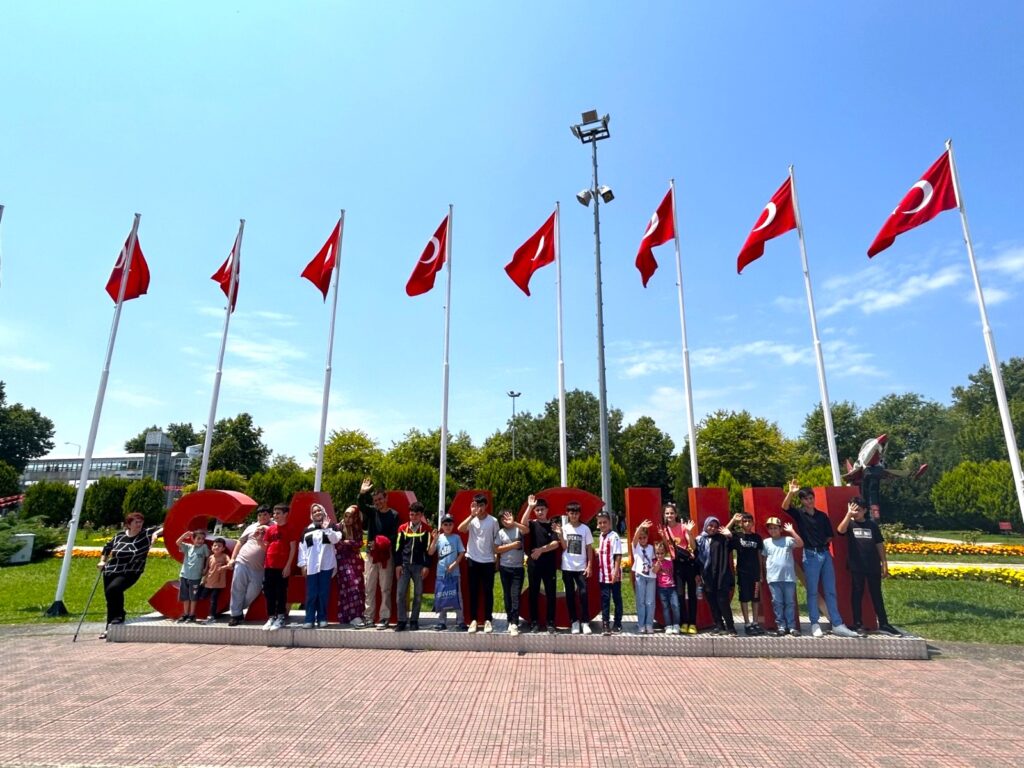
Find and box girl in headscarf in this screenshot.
[695,516,737,635]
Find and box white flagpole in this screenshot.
[789,166,842,485]
[48,213,141,616]
[438,205,453,517]
[554,203,569,486]
[946,140,1024,523]
[314,211,345,492]
[198,219,244,490]
[669,180,700,487]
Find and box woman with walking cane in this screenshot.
[96,511,162,639]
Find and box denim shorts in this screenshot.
[178,578,202,601]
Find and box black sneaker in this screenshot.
[409,621,419,631]
[601,622,611,636]
[456,623,469,632]
[612,624,622,634]
[433,623,447,632]
[395,622,407,632]
[547,625,557,635]
[775,628,787,637]
[228,616,241,627]
[175,615,188,624]
[529,622,539,634]
[185,615,197,624]
[878,623,902,636]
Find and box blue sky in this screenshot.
[2,2,1022,467]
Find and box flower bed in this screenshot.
[889,565,1024,589]
[54,547,170,559]
[887,542,1024,557]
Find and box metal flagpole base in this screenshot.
[45,601,69,617]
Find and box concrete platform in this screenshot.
[108,615,929,659]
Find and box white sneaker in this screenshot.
[269,617,284,632]
[509,624,519,636]
[468,620,478,634]
[833,623,859,638]
[350,617,364,628]
[581,622,592,635]
[301,622,313,629]
[317,621,328,629]
[262,618,275,631]
[571,622,581,634]
[483,620,493,634]
[811,623,824,638]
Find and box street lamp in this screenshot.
[571,109,614,514]
[64,442,81,456]
[507,390,521,460]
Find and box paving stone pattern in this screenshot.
[1,634,1022,767]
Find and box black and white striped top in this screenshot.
[101,527,159,575]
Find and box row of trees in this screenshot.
[5,358,1023,533]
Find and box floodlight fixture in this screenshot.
[576,188,593,206]
[598,185,614,203]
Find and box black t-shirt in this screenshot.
[789,508,833,550]
[734,532,763,576]
[528,518,558,569]
[844,518,883,574]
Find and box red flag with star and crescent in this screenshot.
[406,215,448,296]
[211,232,241,313]
[302,220,341,300]
[737,178,797,274]
[635,186,675,287]
[105,233,150,303]
[505,210,556,296]
[867,150,957,258]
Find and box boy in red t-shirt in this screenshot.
[262,504,298,631]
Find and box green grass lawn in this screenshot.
[923,529,1024,545]
[0,557,180,624]
[4,557,1023,645]
[888,553,1024,564]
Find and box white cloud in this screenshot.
[614,342,679,379]
[980,247,1024,281]
[968,286,1012,306]
[819,262,964,317]
[4,354,50,372]
[691,340,806,368]
[228,335,306,364]
[108,386,163,409]
[250,310,298,326]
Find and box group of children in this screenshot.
[172,489,896,638]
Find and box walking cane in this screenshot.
[73,566,104,643]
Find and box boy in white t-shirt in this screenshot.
[761,515,804,636]
[457,493,499,634]
[559,501,593,634]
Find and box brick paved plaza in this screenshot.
[2,626,1023,768]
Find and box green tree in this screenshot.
[248,461,314,508]
[124,425,161,453]
[709,468,745,518]
[0,460,20,497]
[696,410,793,488]
[668,449,693,519]
[21,480,76,527]
[860,393,950,465]
[83,477,132,528]
[567,455,626,515]
[951,357,1024,417]
[955,400,1024,464]
[386,428,479,490]
[618,416,674,494]
[798,400,863,467]
[124,478,168,525]
[181,469,249,496]
[476,458,559,515]
[375,459,444,513]
[0,513,62,562]
[204,413,271,478]
[930,459,1020,532]
[0,382,56,473]
[324,471,365,512]
[166,422,201,452]
[320,428,383,475]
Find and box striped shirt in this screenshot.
[597,531,622,583]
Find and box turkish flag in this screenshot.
[505,211,556,296]
[737,178,797,274]
[302,220,341,300]
[211,234,241,313]
[406,215,448,296]
[867,150,957,258]
[105,234,150,303]
[635,187,675,287]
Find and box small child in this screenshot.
[695,516,737,635]
[428,514,467,631]
[495,510,528,635]
[199,537,230,624]
[595,511,623,635]
[176,529,209,623]
[653,540,680,634]
[631,520,656,635]
[731,513,765,635]
[761,516,803,636]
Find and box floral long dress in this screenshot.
[335,535,365,624]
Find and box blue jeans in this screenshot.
[802,549,842,625]
[657,586,680,627]
[634,576,655,630]
[768,581,796,630]
[600,582,623,626]
[304,568,334,624]
[397,566,426,622]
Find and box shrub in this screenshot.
[21,481,77,527]
[123,478,166,526]
[83,477,131,528]
[0,513,62,563]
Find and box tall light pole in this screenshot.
[571,110,614,513]
[507,390,521,460]
[64,442,81,456]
